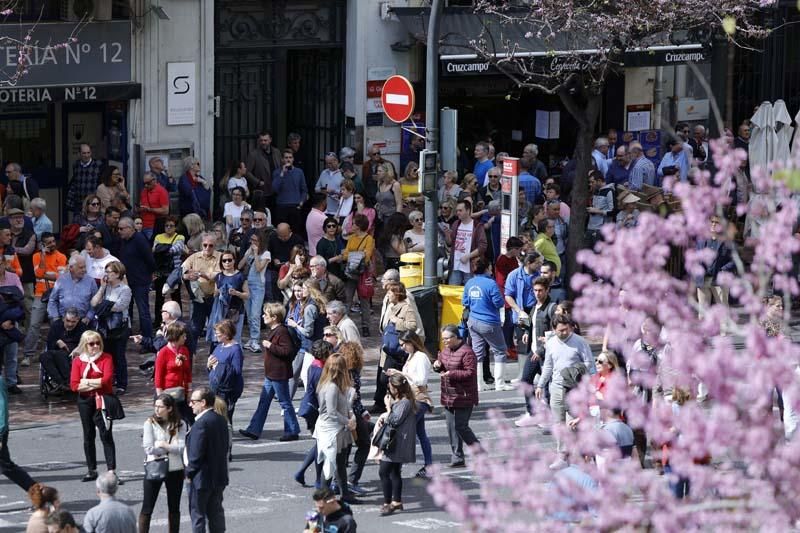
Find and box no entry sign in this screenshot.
[381,75,415,123]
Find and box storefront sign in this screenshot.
[0,83,141,103]
[167,62,196,126]
[623,48,709,68]
[0,21,132,86]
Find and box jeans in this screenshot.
[2,343,18,386]
[77,395,116,471]
[348,416,372,484]
[444,406,479,463]
[131,284,154,339]
[343,279,369,330]
[106,331,129,389]
[21,282,33,331]
[379,460,403,503]
[245,279,266,343]
[141,469,184,514]
[23,297,47,358]
[416,402,433,466]
[245,377,300,437]
[289,350,306,401]
[467,317,507,362]
[522,354,543,414]
[0,428,36,491]
[447,269,473,286]
[190,297,214,343]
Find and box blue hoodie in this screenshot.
[462,273,504,325]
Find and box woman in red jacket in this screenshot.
[433,324,480,468]
[154,322,193,425]
[70,330,116,483]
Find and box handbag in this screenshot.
[102,394,126,420]
[371,418,397,453]
[356,269,374,300]
[344,236,368,279]
[164,386,186,403]
[144,457,169,481]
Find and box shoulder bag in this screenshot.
[344,236,368,280]
[144,457,169,481]
[371,418,397,453]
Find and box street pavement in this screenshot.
[0,360,541,532]
[0,315,554,532]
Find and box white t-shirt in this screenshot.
[403,229,425,252]
[246,250,272,283]
[81,250,119,281]
[452,220,474,273]
[402,351,432,388]
[223,201,250,235]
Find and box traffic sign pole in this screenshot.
[423,0,443,288]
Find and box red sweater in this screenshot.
[494,254,519,307]
[155,344,193,391]
[70,353,115,397]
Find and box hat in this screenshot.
[6,208,24,216]
[622,195,639,205]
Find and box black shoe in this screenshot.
[484,376,495,385]
[115,387,126,395]
[279,433,299,442]
[448,460,466,468]
[238,429,259,440]
[7,385,22,395]
[367,404,385,415]
[361,326,370,337]
[341,495,361,505]
[82,470,98,482]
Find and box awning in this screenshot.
[0,83,142,104]
[391,7,710,76]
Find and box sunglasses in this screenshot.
[596,358,609,365]
[89,202,100,206]
[325,224,338,229]
[323,332,336,337]
[202,243,215,248]
[87,341,101,347]
[410,218,422,223]
[222,258,234,263]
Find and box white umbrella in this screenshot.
[749,101,775,177]
[772,100,793,163]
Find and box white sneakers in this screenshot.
[548,458,568,470]
[514,413,536,427]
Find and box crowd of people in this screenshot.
[0,122,756,531]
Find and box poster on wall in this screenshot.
[639,130,662,166]
[167,62,196,126]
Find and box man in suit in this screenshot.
[186,386,229,532]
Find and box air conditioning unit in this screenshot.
[60,0,112,21]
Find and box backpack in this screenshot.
[153,236,177,276]
[58,224,81,254]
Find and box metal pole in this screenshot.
[424,0,443,287]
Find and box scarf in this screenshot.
[79,352,103,379]
[185,171,198,189]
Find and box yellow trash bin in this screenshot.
[399,252,424,289]
[438,284,464,328]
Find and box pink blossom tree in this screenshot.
[463,0,775,281]
[0,3,85,86]
[429,135,800,530]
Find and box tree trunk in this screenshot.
[559,90,602,296]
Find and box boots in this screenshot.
[138,513,151,533]
[494,362,514,391]
[168,512,180,533]
[482,357,494,384]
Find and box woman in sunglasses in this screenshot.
[207,251,249,345]
[69,330,117,483]
[74,194,104,231]
[317,217,345,280]
[403,210,425,253]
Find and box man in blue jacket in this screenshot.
[272,149,308,237]
[117,217,155,343]
[463,258,511,391]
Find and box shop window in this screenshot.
[0,116,53,169]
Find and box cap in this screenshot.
[6,208,24,216]
[622,195,639,205]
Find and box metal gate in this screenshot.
[214,0,346,183]
[286,48,345,179]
